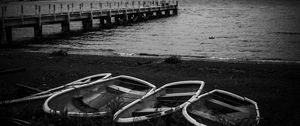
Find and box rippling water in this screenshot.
[3,0,300,62]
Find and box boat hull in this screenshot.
[0,73,111,106]
[43,75,156,117]
[182,89,260,126]
[114,81,205,124]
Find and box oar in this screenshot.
[9,118,31,126]
[0,67,25,75]
[15,84,43,93]
[15,73,111,97]
[31,81,90,97]
[13,81,89,98]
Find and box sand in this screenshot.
[0,50,299,125]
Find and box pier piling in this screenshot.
[1,6,7,44]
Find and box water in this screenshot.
[3,0,300,62]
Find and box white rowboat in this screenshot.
[43,75,156,117]
[114,81,205,124]
[182,89,260,126]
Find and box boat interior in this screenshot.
[188,91,257,125]
[47,77,153,114]
[119,83,201,118]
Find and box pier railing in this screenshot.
[0,0,178,44]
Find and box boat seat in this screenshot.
[132,107,172,116]
[71,96,99,113]
[207,99,249,113]
[81,91,116,109]
[190,110,218,121]
[107,84,146,96]
[159,92,195,98]
[226,111,251,120]
[190,109,236,125]
[157,92,195,102]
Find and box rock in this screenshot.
[164,55,182,64]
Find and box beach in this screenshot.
[0,50,299,125]
[1,0,300,125]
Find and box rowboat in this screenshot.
[182,89,260,126]
[43,75,156,117]
[114,81,205,124]
[0,73,111,105]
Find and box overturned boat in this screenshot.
[43,75,156,117]
[114,81,205,124]
[182,89,260,126]
[0,73,111,105]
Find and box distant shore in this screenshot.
[0,50,299,125]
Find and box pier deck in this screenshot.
[0,0,178,44]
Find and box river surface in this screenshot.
[2,0,300,63]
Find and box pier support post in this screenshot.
[157,11,162,18]
[34,6,42,40]
[114,16,119,25]
[124,9,128,23]
[1,6,8,44]
[105,17,111,27]
[5,27,12,43]
[174,1,178,15]
[99,18,105,28]
[82,18,93,30]
[61,21,70,33]
[34,24,42,40]
[147,12,153,19]
[143,13,147,21]
[166,10,171,16]
[106,10,112,26]
[0,25,7,44]
[0,26,12,44]
[136,10,142,22]
[127,14,133,23]
[62,4,71,33]
[82,11,93,30]
[173,9,178,15]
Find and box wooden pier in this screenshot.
[0,0,178,44]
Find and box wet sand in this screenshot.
[0,50,299,125]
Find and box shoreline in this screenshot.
[0,50,300,125]
[22,51,300,65]
[3,46,300,65]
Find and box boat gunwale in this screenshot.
[182,89,260,126]
[0,73,112,105]
[113,80,205,123]
[43,75,156,117]
[32,73,112,96]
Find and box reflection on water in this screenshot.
[4,0,300,62]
